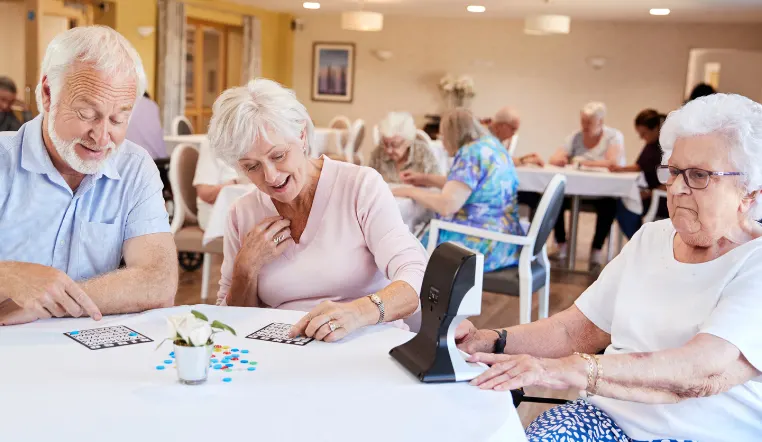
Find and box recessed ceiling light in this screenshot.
[303,2,320,9]
[649,8,670,16]
[467,5,486,13]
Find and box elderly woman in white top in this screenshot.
[548,102,626,270]
[368,111,441,183]
[457,93,762,442]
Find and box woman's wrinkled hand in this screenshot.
[467,353,582,392]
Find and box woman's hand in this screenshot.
[289,299,371,343]
[399,171,428,187]
[235,216,293,270]
[467,353,585,392]
[455,320,499,354]
[390,186,412,198]
[519,153,545,167]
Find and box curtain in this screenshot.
[241,15,262,83]
[157,0,186,134]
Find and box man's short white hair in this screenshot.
[35,26,146,111]
[378,111,416,143]
[581,102,607,119]
[493,107,520,124]
[661,93,762,219]
[208,78,314,166]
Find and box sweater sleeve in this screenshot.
[355,168,428,295]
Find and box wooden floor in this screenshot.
[175,212,602,428]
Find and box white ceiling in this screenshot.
[236,0,762,22]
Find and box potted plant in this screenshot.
[164,310,236,384]
[439,74,476,109]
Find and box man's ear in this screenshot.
[41,76,52,113]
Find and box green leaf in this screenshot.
[154,337,171,351]
[191,310,209,322]
[210,320,237,336]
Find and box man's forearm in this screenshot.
[80,264,177,315]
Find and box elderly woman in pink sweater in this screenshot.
[207,78,427,342]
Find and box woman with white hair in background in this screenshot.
[548,102,626,271]
[456,94,762,442]
[209,78,427,342]
[368,111,441,183]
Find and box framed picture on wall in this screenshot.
[311,42,355,103]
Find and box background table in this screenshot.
[313,128,348,157]
[163,133,208,156]
[515,165,642,269]
[0,306,527,442]
[203,184,430,245]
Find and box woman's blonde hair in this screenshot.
[439,108,488,154]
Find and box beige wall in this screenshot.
[688,49,762,103]
[292,15,762,161]
[0,2,26,99]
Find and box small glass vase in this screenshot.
[174,343,213,385]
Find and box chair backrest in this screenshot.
[328,115,352,130]
[525,174,566,257]
[372,124,380,147]
[507,133,519,157]
[643,189,668,223]
[348,119,365,153]
[415,129,432,145]
[168,143,199,233]
[172,116,194,136]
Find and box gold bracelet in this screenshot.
[592,354,603,395]
[574,352,598,395]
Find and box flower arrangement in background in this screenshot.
[439,74,476,108]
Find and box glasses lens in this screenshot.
[656,166,672,184]
[686,168,710,189]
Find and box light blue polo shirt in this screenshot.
[0,116,170,281]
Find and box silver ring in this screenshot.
[328,321,339,333]
[273,234,284,244]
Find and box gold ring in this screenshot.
[328,321,339,333]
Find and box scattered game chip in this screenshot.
[231,348,239,352]
[249,361,257,365]
[128,332,138,337]
[223,346,230,350]
[214,364,222,369]
[164,360,172,364]
[170,352,175,356]
[240,360,248,364]
[248,367,256,371]
[156,366,165,370]
[223,378,232,382]
[241,350,249,354]
[224,369,232,373]
[70,331,79,335]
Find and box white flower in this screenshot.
[167,313,213,347]
[443,83,454,92]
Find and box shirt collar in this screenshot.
[20,115,121,181]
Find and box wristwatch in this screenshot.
[368,294,385,324]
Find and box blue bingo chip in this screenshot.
[164,360,173,364]
[241,349,249,354]
[247,367,256,371]
[70,331,79,335]
[240,360,248,364]
[222,377,232,382]
[129,332,138,337]
[156,366,165,370]
[213,364,223,369]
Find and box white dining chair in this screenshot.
[427,174,566,324]
[345,119,366,165]
[372,124,380,147]
[328,115,352,131]
[507,133,519,157]
[643,189,668,223]
[168,143,223,301]
[171,116,194,136]
[415,129,433,145]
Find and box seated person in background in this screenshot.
[610,109,668,238]
[210,79,427,342]
[686,82,716,103]
[125,91,167,160]
[0,76,32,132]
[548,102,625,270]
[0,26,177,326]
[193,139,239,230]
[487,106,543,167]
[456,93,762,442]
[392,108,524,272]
[368,111,441,183]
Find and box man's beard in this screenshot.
[48,107,117,174]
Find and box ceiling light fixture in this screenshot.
[524,0,570,36]
[649,8,670,16]
[467,5,486,13]
[341,11,383,32]
[303,2,320,9]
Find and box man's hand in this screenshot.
[0,262,102,320]
[0,299,39,326]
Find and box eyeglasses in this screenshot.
[656,165,744,190]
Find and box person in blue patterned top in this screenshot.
[391,108,523,271]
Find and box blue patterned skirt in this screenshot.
[526,399,692,442]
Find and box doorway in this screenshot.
[685,49,762,102]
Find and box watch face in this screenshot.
[370,294,381,304]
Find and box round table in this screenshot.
[0,306,527,442]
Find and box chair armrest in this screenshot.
[427,219,532,255]
[643,189,668,223]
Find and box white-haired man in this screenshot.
[0,26,178,325]
[487,107,544,167]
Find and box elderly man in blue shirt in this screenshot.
[0,26,178,325]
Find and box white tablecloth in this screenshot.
[516,165,643,214]
[203,184,430,245]
[163,134,208,156]
[0,306,526,442]
[313,128,347,157]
